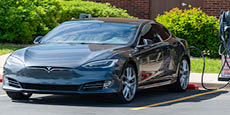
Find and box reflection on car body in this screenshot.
[3,17,190,103]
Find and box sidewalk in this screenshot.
[0,53,11,75]
[0,53,229,89]
[190,73,229,89]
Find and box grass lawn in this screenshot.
[191,57,221,73]
[0,44,26,56]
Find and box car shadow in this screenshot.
[12,87,228,108]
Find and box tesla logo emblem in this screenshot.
[46,67,52,73]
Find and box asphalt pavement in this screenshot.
[0,83,229,115]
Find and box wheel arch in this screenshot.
[183,55,191,69]
[122,59,139,76]
[127,60,138,74]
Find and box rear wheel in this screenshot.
[6,92,32,100]
[116,64,137,104]
[168,58,190,92]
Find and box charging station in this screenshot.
[220,55,230,81]
[218,10,230,82]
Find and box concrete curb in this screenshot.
[191,82,230,89]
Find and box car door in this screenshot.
[135,23,166,86]
[152,23,178,81]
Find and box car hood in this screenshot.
[13,43,125,68]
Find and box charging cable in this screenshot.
[188,10,230,90]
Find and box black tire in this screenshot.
[115,64,138,104]
[168,57,190,92]
[6,92,32,100]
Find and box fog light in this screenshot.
[3,77,9,86]
[103,80,113,89]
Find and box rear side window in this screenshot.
[152,24,170,40]
[139,24,162,45]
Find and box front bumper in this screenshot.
[2,67,122,94]
[2,84,118,94]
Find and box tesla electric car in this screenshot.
[2,17,190,103]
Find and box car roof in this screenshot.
[63,17,154,25]
[93,17,153,24]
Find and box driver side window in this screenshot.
[139,23,162,45]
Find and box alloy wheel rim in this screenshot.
[180,60,190,90]
[122,67,137,101]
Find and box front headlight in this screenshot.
[5,56,25,67]
[82,59,118,69]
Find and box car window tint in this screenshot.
[152,24,170,40]
[140,24,162,45]
[41,21,138,45]
[153,33,163,43]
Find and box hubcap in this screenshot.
[121,67,137,101]
[180,60,190,90]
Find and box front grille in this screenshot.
[19,67,79,79]
[82,81,104,91]
[7,78,21,88]
[20,83,80,91]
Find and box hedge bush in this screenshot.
[156,7,220,58]
[0,0,134,44]
[0,0,61,44]
[58,0,134,23]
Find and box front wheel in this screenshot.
[168,58,190,92]
[6,92,32,100]
[115,64,137,104]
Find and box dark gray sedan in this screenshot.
[2,17,190,103]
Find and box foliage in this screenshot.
[0,0,61,43]
[0,0,133,44]
[156,7,220,58]
[58,0,134,23]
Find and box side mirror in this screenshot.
[137,39,153,48]
[33,36,43,44]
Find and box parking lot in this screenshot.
[0,83,229,115]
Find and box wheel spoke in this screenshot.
[128,89,132,98]
[126,68,131,80]
[183,60,187,71]
[122,81,128,85]
[123,86,129,98]
[130,82,136,86]
[183,78,187,88]
[185,75,189,86]
[129,75,135,81]
[180,75,185,87]
[127,68,130,77]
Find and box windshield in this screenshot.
[41,21,138,45]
